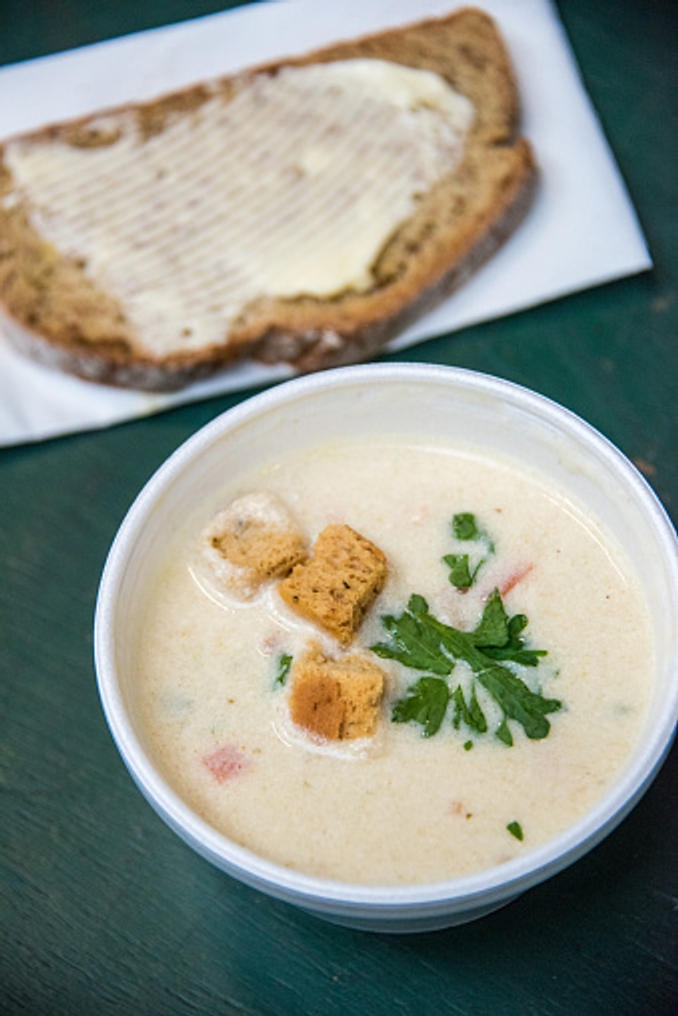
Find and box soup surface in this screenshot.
[135,437,653,884]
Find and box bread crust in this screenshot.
[0,7,537,389]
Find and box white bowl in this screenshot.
[94,363,678,933]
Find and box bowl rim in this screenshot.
[94,362,678,912]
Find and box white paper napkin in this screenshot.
[0,0,651,446]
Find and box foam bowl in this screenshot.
[94,363,678,933]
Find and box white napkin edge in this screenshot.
[0,0,651,446]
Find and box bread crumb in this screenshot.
[289,644,386,740]
[279,523,387,643]
[200,491,308,599]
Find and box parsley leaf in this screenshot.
[471,588,512,645]
[453,513,484,542]
[275,653,293,686]
[451,684,488,734]
[496,715,514,746]
[372,595,455,676]
[507,821,524,841]
[442,553,480,590]
[372,593,560,743]
[428,612,560,741]
[471,589,547,667]
[391,676,451,737]
[444,513,495,590]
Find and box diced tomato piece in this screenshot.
[203,744,249,783]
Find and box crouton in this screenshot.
[200,491,308,599]
[289,644,386,740]
[278,523,387,643]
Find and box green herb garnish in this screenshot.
[275,653,293,686]
[373,592,560,744]
[391,676,451,738]
[443,513,495,590]
[451,684,488,735]
[372,593,455,676]
[452,513,485,541]
[496,716,514,747]
[507,821,524,841]
[470,589,547,667]
[442,553,477,590]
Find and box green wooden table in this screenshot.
[2,2,676,1012]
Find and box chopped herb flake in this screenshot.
[507,821,524,841]
[275,653,293,686]
[453,513,483,542]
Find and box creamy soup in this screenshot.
[135,438,653,885]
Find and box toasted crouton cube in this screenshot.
[200,491,308,599]
[289,644,386,740]
[278,524,387,643]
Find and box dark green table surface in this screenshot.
[1,2,677,1013]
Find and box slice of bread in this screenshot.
[0,7,536,390]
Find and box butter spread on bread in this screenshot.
[0,8,537,389]
[4,61,472,356]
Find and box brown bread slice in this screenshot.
[0,7,536,389]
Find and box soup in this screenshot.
[135,436,653,884]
